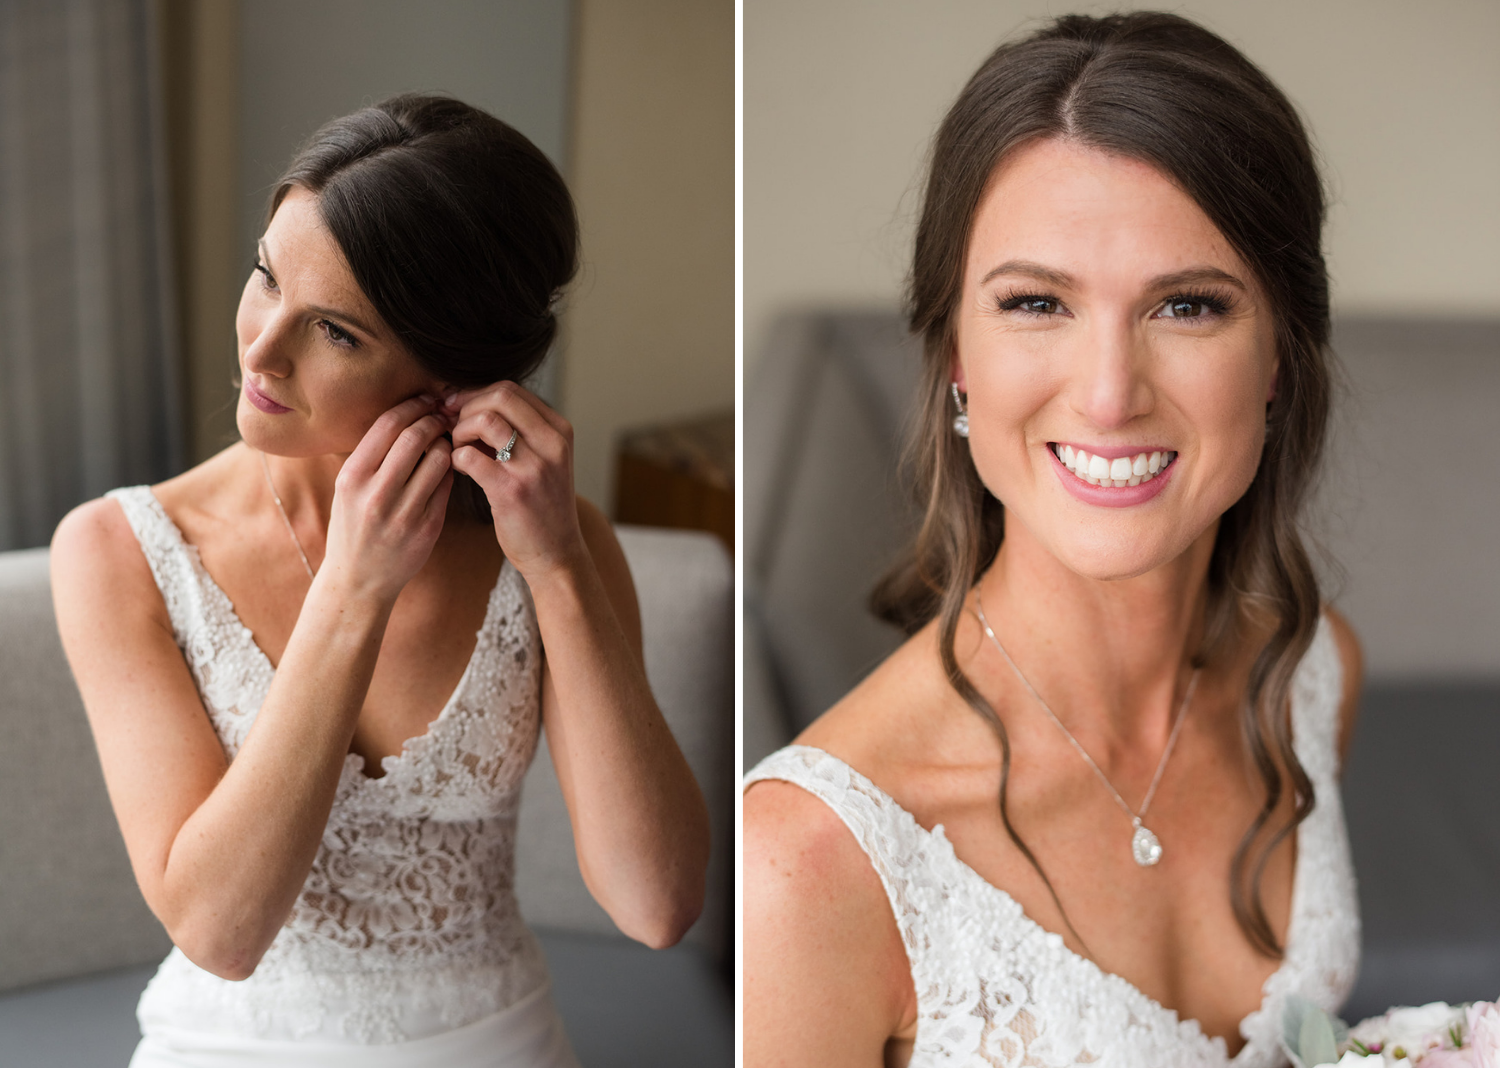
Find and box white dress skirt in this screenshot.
[130,983,578,1068]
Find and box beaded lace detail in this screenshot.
[745,616,1360,1067]
[108,486,550,1043]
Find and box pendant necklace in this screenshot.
[973,592,1199,867]
[258,450,316,580]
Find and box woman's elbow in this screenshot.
[169,913,269,981]
[620,888,704,950]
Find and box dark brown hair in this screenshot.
[268,93,579,519]
[871,12,1331,958]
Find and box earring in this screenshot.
[951,382,969,438]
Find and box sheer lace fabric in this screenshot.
[745,615,1360,1067]
[108,486,552,1044]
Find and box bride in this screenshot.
[745,13,1362,1067]
[51,94,709,1066]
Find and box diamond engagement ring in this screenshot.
[498,430,518,462]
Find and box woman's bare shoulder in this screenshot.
[150,443,253,522]
[796,622,966,788]
[743,775,914,1063]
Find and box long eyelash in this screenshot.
[995,289,1059,314]
[253,261,276,288]
[319,320,358,348]
[1164,289,1233,316]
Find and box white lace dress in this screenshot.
[745,615,1360,1068]
[108,486,579,1068]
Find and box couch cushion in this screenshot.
[0,548,171,994]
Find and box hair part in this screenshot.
[871,11,1331,959]
[268,93,579,521]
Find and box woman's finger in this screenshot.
[374,410,455,493]
[399,434,453,512]
[464,385,564,462]
[451,409,517,459]
[488,380,572,439]
[342,394,440,483]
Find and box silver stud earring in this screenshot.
[951,382,969,438]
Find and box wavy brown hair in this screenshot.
[870,12,1332,958]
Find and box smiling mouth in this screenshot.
[1050,443,1177,487]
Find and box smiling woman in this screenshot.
[745,13,1362,1068]
[48,94,709,1068]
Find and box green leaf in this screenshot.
[1300,1006,1340,1068]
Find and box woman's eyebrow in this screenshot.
[980,260,1248,293]
[980,260,1075,288]
[1146,266,1247,291]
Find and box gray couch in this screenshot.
[745,309,1500,1021]
[0,526,732,1067]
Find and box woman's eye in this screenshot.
[998,293,1061,316]
[253,262,278,291]
[319,320,358,348]
[1156,294,1227,320]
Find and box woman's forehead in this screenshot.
[261,188,378,319]
[966,138,1253,296]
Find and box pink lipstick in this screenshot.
[1049,442,1176,508]
[245,379,292,415]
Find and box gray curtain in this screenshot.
[0,0,182,551]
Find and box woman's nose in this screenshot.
[1071,318,1153,430]
[240,311,294,379]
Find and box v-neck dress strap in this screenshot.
[745,614,1360,1068]
[105,487,572,1062]
[108,485,275,758]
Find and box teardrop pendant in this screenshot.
[1131,820,1162,866]
[952,412,969,437]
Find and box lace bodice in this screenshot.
[745,615,1360,1068]
[108,486,550,1044]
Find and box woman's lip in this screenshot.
[245,379,293,414]
[1051,441,1172,460]
[1050,444,1174,507]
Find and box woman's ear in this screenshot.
[949,348,967,394]
[1266,362,1279,403]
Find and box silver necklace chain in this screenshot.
[258,450,316,580]
[973,592,1199,866]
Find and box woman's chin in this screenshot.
[1041,528,1204,583]
[237,412,346,459]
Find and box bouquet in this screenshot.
[1283,994,1500,1067]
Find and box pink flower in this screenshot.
[1421,1050,1479,1067]
[1467,1002,1500,1068]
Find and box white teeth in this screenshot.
[1055,446,1177,488]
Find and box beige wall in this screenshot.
[745,0,1500,374]
[561,0,736,510]
[156,0,240,464]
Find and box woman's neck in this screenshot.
[972,515,1218,746]
[256,449,343,529]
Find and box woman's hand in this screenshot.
[323,394,456,602]
[444,381,586,580]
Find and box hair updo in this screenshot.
[267,93,579,518]
[871,11,1333,958]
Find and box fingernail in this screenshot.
[442,391,459,408]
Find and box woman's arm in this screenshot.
[1325,605,1364,769]
[447,382,710,948]
[52,396,454,980]
[744,780,914,1067]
